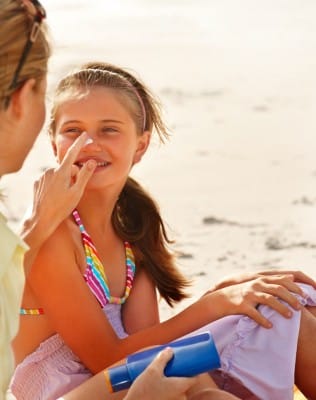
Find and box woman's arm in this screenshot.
[59,349,240,400]
[57,370,127,400]
[58,348,197,400]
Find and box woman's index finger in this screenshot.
[59,132,89,169]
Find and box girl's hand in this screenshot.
[257,269,316,288]
[215,274,307,328]
[209,269,316,292]
[21,133,97,265]
[124,348,197,400]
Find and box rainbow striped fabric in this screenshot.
[73,209,136,306]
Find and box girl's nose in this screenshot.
[84,137,94,146]
[82,134,101,150]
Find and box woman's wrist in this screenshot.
[21,213,44,249]
[19,209,53,267]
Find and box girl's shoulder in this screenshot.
[40,217,80,252]
[29,218,82,283]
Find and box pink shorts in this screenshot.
[190,283,316,400]
[9,333,92,400]
[9,303,126,400]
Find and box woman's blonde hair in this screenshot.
[0,0,50,109]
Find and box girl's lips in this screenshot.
[75,160,109,168]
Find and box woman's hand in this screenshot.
[213,274,309,328]
[21,132,97,268]
[124,348,197,400]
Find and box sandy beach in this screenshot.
[2,0,316,320]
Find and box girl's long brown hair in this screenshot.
[113,176,190,306]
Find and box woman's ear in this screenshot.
[8,79,36,120]
[133,130,151,164]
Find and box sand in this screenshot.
[2,0,316,320]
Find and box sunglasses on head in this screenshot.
[4,0,46,108]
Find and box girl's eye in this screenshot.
[100,127,119,135]
[60,127,83,137]
[64,127,82,134]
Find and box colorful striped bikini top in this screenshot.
[20,209,136,315]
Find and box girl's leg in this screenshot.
[306,305,316,318]
[295,307,316,399]
[189,389,242,400]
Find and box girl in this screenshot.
[11,62,316,400]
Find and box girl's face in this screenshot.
[52,86,150,191]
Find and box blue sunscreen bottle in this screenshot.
[104,332,220,392]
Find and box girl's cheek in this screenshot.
[55,136,74,162]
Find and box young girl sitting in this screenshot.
[10,62,316,400]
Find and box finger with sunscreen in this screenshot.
[59,132,90,170]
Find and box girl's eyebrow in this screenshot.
[60,119,124,127]
[60,120,81,126]
[100,119,124,124]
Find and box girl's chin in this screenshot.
[93,165,110,173]
[83,175,113,190]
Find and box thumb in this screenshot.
[153,347,174,371]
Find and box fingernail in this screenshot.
[86,160,97,170]
[161,347,173,357]
[295,302,302,310]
